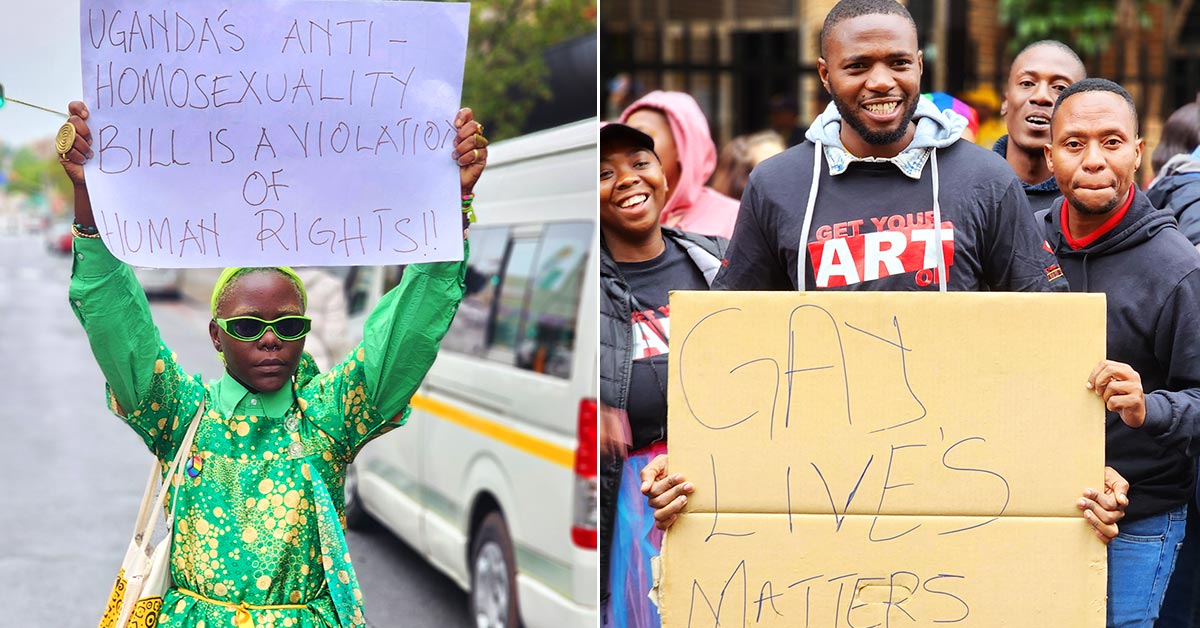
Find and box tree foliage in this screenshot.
[0,0,597,208]
[998,0,1157,55]
[458,0,596,140]
[4,146,72,211]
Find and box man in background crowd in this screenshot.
[995,40,1087,211]
[767,93,808,147]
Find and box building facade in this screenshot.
[602,0,1200,164]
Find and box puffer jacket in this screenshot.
[598,226,726,604]
[1147,153,1200,246]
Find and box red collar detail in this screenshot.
[1061,185,1136,250]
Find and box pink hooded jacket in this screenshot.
[620,91,741,238]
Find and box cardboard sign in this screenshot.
[79,0,469,268]
[661,291,1107,627]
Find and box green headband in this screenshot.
[210,266,308,318]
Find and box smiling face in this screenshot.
[1046,90,1142,217]
[818,12,922,158]
[1002,44,1086,154]
[599,137,669,244]
[209,270,306,393]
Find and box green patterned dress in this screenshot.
[69,237,466,627]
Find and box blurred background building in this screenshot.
[601,0,1200,159]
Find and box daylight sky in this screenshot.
[0,1,84,147]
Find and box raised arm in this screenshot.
[62,101,195,453]
[361,245,469,420]
[363,108,483,415]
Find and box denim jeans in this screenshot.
[1157,495,1200,627]
[1109,504,1189,628]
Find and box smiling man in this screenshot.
[714,0,1064,294]
[1038,78,1200,628]
[995,40,1088,210]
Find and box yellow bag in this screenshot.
[98,403,205,628]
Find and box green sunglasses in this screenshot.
[215,315,312,342]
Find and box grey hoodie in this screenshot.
[806,97,968,170]
[716,97,1066,293]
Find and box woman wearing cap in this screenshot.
[599,122,726,628]
[58,99,486,628]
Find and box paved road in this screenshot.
[0,234,470,627]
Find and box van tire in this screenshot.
[343,463,371,530]
[470,511,521,628]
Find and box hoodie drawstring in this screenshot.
[796,144,949,292]
[930,148,948,293]
[797,141,823,291]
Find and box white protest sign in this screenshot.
[79,0,469,268]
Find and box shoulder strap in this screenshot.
[164,401,207,519]
[135,401,206,553]
[128,460,164,546]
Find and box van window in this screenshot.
[488,235,539,364]
[441,221,592,379]
[344,267,375,317]
[518,222,592,378]
[443,226,511,356]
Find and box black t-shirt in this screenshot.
[617,238,709,450]
[716,140,1067,293]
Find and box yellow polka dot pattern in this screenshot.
[120,349,385,627]
[93,256,468,627]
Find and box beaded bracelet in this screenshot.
[461,193,477,225]
[71,223,102,239]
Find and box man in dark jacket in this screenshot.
[992,40,1087,211]
[1039,78,1200,628]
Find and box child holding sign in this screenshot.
[58,99,486,628]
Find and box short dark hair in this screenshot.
[1011,40,1086,78]
[1052,78,1139,134]
[820,0,915,57]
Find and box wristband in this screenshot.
[72,224,102,239]
[462,193,477,226]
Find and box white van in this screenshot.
[343,118,598,628]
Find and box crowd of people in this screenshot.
[599,1,1200,628]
